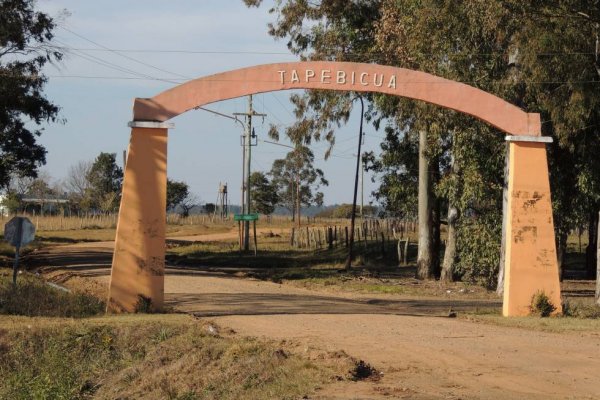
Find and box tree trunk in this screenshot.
[556,231,567,282]
[417,129,434,279]
[586,210,599,279]
[289,181,295,222]
[431,156,441,278]
[441,205,458,282]
[296,175,301,227]
[596,211,600,306]
[497,143,510,296]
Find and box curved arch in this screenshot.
[134,61,540,136]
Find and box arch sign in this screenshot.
[107,61,561,317]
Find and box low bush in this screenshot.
[529,290,556,317]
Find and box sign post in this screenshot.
[234,214,259,255]
[4,217,35,285]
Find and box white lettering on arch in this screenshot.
[305,69,315,82]
[360,72,369,86]
[388,75,396,89]
[277,69,398,90]
[373,73,384,87]
[291,69,300,83]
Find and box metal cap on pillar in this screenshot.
[128,121,175,129]
[505,135,552,143]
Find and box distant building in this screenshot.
[21,195,69,215]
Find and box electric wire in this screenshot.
[59,26,191,80]
[57,46,596,58]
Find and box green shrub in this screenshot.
[455,215,502,288]
[529,291,557,317]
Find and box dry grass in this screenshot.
[0,314,353,400]
[0,271,104,317]
[462,313,600,333]
[286,274,499,300]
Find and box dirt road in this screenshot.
[214,313,600,399]
[31,243,600,399]
[167,275,600,399]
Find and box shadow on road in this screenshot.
[168,292,501,317]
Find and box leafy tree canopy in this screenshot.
[87,152,123,212]
[270,146,328,217]
[250,171,279,215]
[166,179,189,211]
[0,0,63,189]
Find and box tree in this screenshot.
[0,0,63,189]
[247,0,600,287]
[203,203,216,215]
[331,203,377,219]
[87,153,123,212]
[65,160,93,212]
[179,193,199,218]
[270,146,328,222]
[250,171,279,215]
[166,179,189,211]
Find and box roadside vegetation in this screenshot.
[0,314,353,400]
[0,270,356,399]
[0,272,104,317]
[462,306,600,333]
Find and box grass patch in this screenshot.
[0,315,351,400]
[168,234,406,271]
[462,301,600,333]
[0,271,104,318]
[282,271,498,300]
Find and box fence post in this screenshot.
[345,226,349,248]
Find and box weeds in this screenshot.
[350,360,380,381]
[529,291,557,317]
[562,300,600,319]
[134,294,153,313]
[0,316,348,400]
[0,272,104,317]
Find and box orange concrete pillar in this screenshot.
[107,121,171,312]
[503,136,561,316]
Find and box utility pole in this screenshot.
[234,95,266,251]
[345,96,365,270]
[360,154,364,220]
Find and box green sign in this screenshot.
[234,213,259,221]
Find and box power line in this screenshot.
[63,47,295,55]
[60,26,191,80]
[56,39,167,82]
[51,46,597,58]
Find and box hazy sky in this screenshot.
[35,0,383,206]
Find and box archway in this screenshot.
[107,61,561,317]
